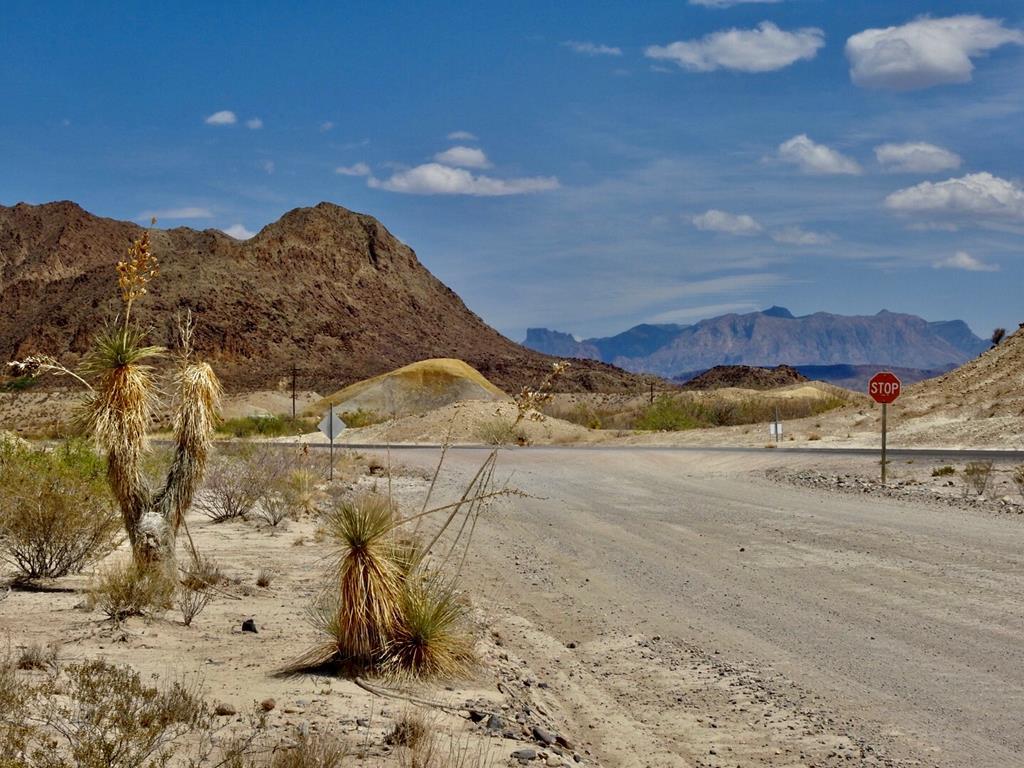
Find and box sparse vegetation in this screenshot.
[176,580,212,627]
[634,395,704,432]
[196,445,291,523]
[932,465,956,477]
[339,408,383,428]
[256,568,274,588]
[1013,466,1024,499]
[218,414,312,438]
[88,558,175,622]
[991,327,1006,346]
[963,461,994,496]
[474,417,527,446]
[0,439,122,581]
[268,733,348,768]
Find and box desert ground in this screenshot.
[5,440,1024,768]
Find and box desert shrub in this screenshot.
[88,559,175,622]
[634,395,703,432]
[218,415,312,439]
[0,439,122,581]
[33,660,209,768]
[177,581,212,627]
[474,418,527,446]
[1013,466,1024,498]
[256,568,274,588]
[397,734,493,768]
[932,465,956,477]
[0,654,33,764]
[268,733,348,768]
[17,643,58,672]
[339,408,382,429]
[180,553,226,592]
[287,467,325,515]
[385,709,431,749]
[196,445,292,522]
[256,490,294,529]
[807,432,822,441]
[0,375,36,392]
[963,461,994,496]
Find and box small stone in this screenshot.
[512,748,537,762]
[486,714,505,731]
[356,718,369,727]
[566,641,577,649]
[214,703,237,717]
[241,618,258,633]
[469,709,487,723]
[260,698,276,712]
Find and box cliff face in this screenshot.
[0,201,649,393]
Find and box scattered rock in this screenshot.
[260,698,276,712]
[241,618,258,633]
[214,703,236,717]
[532,726,557,745]
[486,714,505,732]
[512,748,537,762]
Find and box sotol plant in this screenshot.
[10,227,221,573]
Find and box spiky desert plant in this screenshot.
[382,574,475,680]
[11,228,220,572]
[322,492,404,663]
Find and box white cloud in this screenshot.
[562,41,622,57]
[692,209,763,235]
[771,226,835,246]
[649,302,761,324]
[885,172,1024,220]
[645,22,824,73]
[689,0,782,6]
[260,160,275,174]
[222,224,256,240]
[320,121,335,132]
[777,134,862,175]
[204,110,237,126]
[933,251,999,272]
[874,142,961,173]
[846,15,1024,91]
[447,130,477,141]
[245,117,263,130]
[136,206,213,221]
[433,146,491,169]
[367,163,559,196]
[335,162,371,177]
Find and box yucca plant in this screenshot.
[10,227,221,572]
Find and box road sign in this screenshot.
[319,410,346,441]
[868,371,901,485]
[769,422,783,440]
[868,371,901,404]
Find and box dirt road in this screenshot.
[397,447,1024,767]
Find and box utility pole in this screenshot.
[291,364,297,420]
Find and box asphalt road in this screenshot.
[392,447,1024,767]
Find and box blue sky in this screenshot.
[2,1,1022,342]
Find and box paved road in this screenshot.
[394,447,1024,767]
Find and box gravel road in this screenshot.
[396,447,1024,767]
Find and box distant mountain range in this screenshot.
[524,306,988,389]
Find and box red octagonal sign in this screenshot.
[868,371,901,404]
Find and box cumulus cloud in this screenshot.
[447,130,477,141]
[885,172,1024,220]
[692,209,763,235]
[260,160,275,174]
[645,22,824,73]
[222,224,256,240]
[136,206,213,221]
[319,121,335,132]
[433,146,490,168]
[335,162,371,177]
[933,251,999,272]
[771,226,835,246]
[874,142,961,173]
[846,15,1024,90]
[367,163,559,196]
[777,134,862,175]
[562,40,622,56]
[689,0,782,6]
[204,110,237,126]
[245,117,263,130]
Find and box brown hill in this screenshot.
[679,364,809,391]
[0,201,651,394]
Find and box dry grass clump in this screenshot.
[268,733,348,768]
[474,418,528,446]
[0,440,122,582]
[177,580,213,627]
[256,568,275,588]
[1012,465,1024,499]
[88,558,175,622]
[963,461,994,496]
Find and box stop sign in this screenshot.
[868,371,901,404]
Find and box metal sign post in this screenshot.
[318,405,346,481]
[868,371,901,485]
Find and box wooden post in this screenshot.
[881,403,887,485]
[291,364,297,420]
[329,403,335,482]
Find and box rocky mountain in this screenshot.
[679,364,809,391]
[524,306,988,381]
[0,201,651,394]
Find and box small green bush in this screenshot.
[218,415,312,438]
[339,408,382,428]
[0,440,122,581]
[634,395,703,432]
